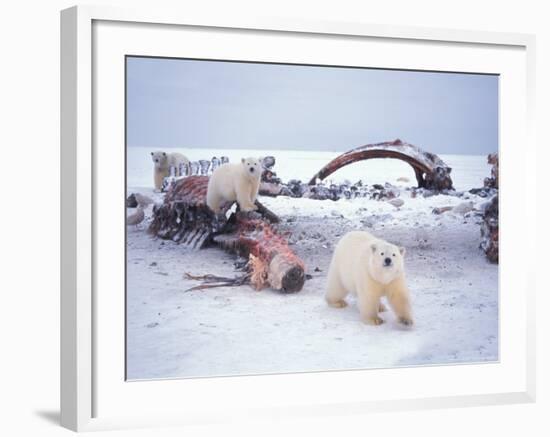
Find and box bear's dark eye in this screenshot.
[392,253,396,257]
[380,252,384,256]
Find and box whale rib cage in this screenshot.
[148,176,305,293]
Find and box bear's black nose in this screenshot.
[384,257,392,266]
[249,167,254,173]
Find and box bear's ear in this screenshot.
[241,158,245,164]
[399,246,406,256]
[370,243,377,253]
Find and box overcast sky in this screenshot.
[126,56,498,155]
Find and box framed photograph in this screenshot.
[61,5,536,432]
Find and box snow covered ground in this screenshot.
[126,148,498,380]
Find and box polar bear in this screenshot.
[206,157,262,213]
[151,151,190,191]
[325,231,413,326]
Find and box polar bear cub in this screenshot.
[206,157,262,213]
[325,231,413,326]
[151,151,190,191]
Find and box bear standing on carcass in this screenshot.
[206,157,262,213]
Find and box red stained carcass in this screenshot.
[148,175,305,293]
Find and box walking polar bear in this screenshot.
[325,231,413,326]
[206,157,262,213]
[151,151,190,191]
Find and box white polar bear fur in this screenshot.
[325,231,413,326]
[206,157,262,213]
[151,151,190,191]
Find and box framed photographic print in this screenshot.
[61,5,536,432]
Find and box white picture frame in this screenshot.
[60,5,536,432]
